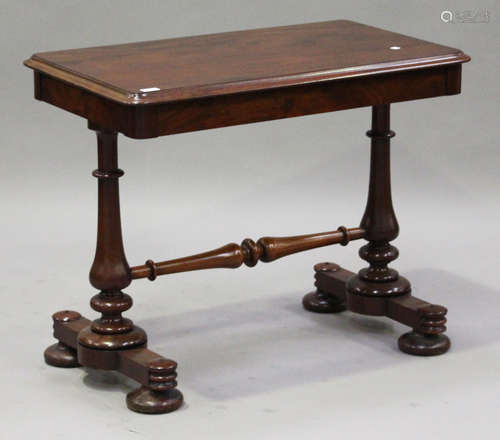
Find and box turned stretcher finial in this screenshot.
[130,226,365,281]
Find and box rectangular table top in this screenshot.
[24,20,469,106]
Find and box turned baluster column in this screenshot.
[77,130,147,367]
[346,105,411,314]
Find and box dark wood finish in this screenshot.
[311,263,450,355]
[44,342,79,368]
[89,131,129,292]
[126,387,183,415]
[130,227,364,280]
[77,131,147,359]
[49,310,183,413]
[27,20,468,413]
[346,105,411,302]
[30,63,464,140]
[302,263,350,313]
[41,131,183,413]
[304,104,449,354]
[44,311,82,367]
[24,20,468,105]
[398,331,450,356]
[126,358,183,414]
[24,20,469,139]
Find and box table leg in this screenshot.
[304,105,450,356]
[43,129,183,413]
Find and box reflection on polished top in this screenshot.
[24,20,469,105]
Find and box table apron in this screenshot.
[33,64,462,139]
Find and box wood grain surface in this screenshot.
[24,20,469,105]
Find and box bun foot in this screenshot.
[126,386,183,414]
[398,331,451,356]
[302,290,346,313]
[44,342,80,368]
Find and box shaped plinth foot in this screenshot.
[45,310,83,367]
[126,358,183,414]
[302,263,351,313]
[44,342,80,368]
[397,304,450,356]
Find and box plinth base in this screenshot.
[305,262,451,357]
[45,310,183,414]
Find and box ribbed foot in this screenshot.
[44,342,80,368]
[398,331,451,356]
[302,290,346,313]
[126,386,183,414]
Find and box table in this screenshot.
[24,20,470,414]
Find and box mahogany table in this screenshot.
[24,20,470,414]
